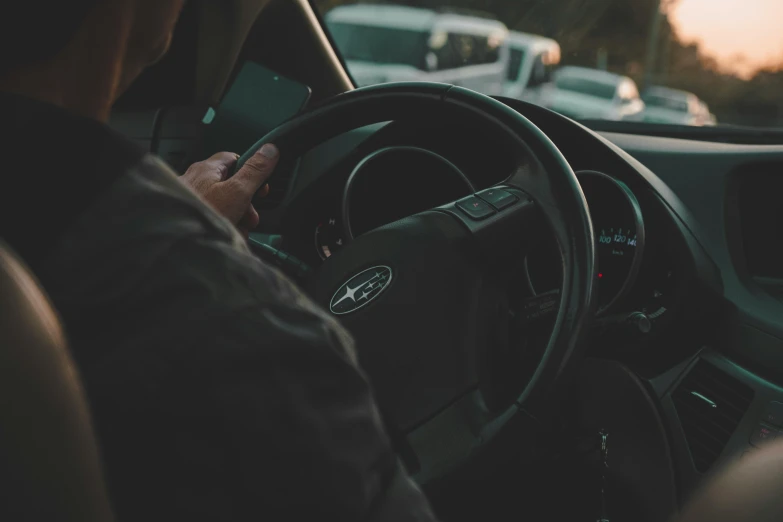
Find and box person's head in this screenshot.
[0,0,186,120]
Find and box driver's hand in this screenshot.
[180,144,279,237]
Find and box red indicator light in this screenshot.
[598,273,603,279]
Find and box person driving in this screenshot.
[0,1,437,521]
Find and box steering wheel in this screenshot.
[235,83,595,483]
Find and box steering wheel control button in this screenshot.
[330,265,393,315]
[477,188,518,210]
[456,196,495,220]
[762,401,783,427]
[750,424,778,447]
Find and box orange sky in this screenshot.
[668,0,783,78]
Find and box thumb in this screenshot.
[232,143,279,194]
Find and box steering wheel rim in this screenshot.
[235,82,596,483]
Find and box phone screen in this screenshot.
[200,61,312,157]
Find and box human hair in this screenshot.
[0,1,98,74]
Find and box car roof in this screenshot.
[326,4,437,31]
[325,4,507,35]
[506,31,558,47]
[555,66,628,85]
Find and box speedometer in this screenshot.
[577,170,645,312]
[596,226,639,307]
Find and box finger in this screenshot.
[182,152,238,186]
[231,144,279,194]
[206,152,240,180]
[181,160,220,190]
[237,204,260,236]
[257,184,271,198]
[208,151,240,164]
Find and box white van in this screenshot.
[502,31,561,105]
[325,4,509,96]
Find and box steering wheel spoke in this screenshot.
[438,186,542,267]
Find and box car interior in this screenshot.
[6,0,783,521]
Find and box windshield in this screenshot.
[316,0,783,129]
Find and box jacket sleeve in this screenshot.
[78,233,439,522]
[44,160,439,522]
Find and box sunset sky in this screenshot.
[668,0,783,77]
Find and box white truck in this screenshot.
[502,31,561,105]
[325,4,509,96]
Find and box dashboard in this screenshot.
[233,96,782,514]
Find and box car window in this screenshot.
[554,75,617,100]
[327,22,429,69]
[506,48,525,81]
[643,94,689,112]
[529,54,554,86]
[431,31,501,70]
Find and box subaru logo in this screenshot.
[330,266,393,315]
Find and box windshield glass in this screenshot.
[316,0,783,129]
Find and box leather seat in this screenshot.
[0,240,114,521]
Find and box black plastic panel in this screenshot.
[671,359,754,472]
[738,169,783,280]
[601,131,783,376]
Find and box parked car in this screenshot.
[541,66,645,121]
[501,31,561,105]
[641,86,707,126]
[696,100,718,126]
[325,4,509,95]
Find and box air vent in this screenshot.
[672,360,755,472]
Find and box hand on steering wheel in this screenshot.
[180,146,278,237]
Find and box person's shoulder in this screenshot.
[40,152,237,299]
[51,153,241,259]
[124,154,240,240]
